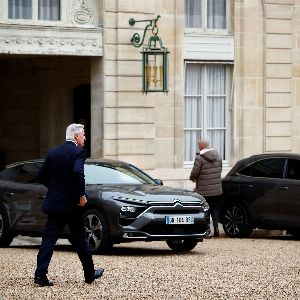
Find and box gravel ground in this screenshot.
[0,232,299,300]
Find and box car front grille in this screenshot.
[148,201,203,206]
[153,209,202,214]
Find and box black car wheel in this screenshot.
[84,209,111,254]
[166,239,198,252]
[222,204,253,238]
[0,205,14,247]
[288,229,300,239]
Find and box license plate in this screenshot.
[165,215,194,225]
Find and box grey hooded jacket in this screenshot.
[189,149,223,196]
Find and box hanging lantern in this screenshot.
[141,35,169,93]
[129,15,169,94]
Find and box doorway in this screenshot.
[73,84,91,157]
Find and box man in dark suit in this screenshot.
[34,123,104,286]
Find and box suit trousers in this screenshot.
[35,207,94,279]
[205,194,222,232]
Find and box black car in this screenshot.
[220,153,300,238]
[0,159,210,253]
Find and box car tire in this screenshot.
[0,205,14,247]
[222,203,253,238]
[288,229,300,239]
[83,208,112,254]
[166,239,198,252]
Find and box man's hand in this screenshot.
[189,176,196,182]
[78,195,87,206]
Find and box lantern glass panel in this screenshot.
[143,51,167,92]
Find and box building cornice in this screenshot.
[0,24,102,56]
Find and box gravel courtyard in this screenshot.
[0,232,299,300]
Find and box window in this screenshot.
[8,0,60,20]
[238,165,252,177]
[241,158,285,179]
[8,0,32,19]
[15,163,42,183]
[0,166,20,181]
[184,62,230,163]
[286,159,300,180]
[84,163,156,185]
[185,0,227,30]
[38,0,60,20]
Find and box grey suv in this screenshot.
[0,159,210,253]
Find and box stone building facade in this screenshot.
[0,0,300,189]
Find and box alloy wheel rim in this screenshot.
[224,206,244,236]
[85,214,103,251]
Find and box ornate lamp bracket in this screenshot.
[129,15,169,93]
[129,15,161,48]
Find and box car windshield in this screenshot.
[84,163,156,185]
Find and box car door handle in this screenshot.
[38,195,46,199]
[280,186,288,190]
[6,192,14,196]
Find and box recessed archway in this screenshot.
[73,84,91,157]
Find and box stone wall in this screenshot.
[293,0,300,151]
[234,0,265,161]
[264,0,294,153]
[102,0,183,170]
[233,0,300,164]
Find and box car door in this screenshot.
[235,157,285,226]
[2,162,47,232]
[277,158,300,227]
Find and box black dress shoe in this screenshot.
[214,230,219,237]
[85,268,104,284]
[34,276,54,287]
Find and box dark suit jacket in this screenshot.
[38,141,86,215]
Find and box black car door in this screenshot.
[277,158,300,227]
[234,157,285,226]
[2,162,47,232]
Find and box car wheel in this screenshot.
[0,205,14,247]
[222,203,253,238]
[83,209,112,254]
[288,229,300,239]
[166,239,198,252]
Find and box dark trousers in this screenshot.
[205,195,222,233]
[35,207,94,279]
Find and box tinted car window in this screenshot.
[0,165,20,181]
[238,165,252,176]
[286,159,300,180]
[239,158,285,179]
[15,163,43,183]
[85,163,156,185]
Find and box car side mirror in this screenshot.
[155,179,163,185]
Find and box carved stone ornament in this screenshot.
[72,0,94,25]
[0,35,102,56]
